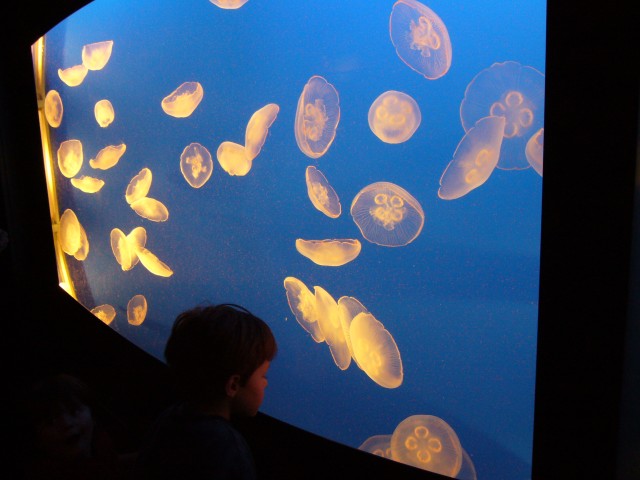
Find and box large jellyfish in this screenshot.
[351,182,424,247]
[89,143,126,170]
[438,115,506,200]
[94,99,115,127]
[58,65,88,87]
[305,166,341,218]
[389,0,452,80]
[460,61,545,170]
[209,0,250,8]
[127,294,147,326]
[90,304,116,325]
[314,286,351,370]
[245,103,279,161]
[368,90,421,144]
[180,143,213,188]
[81,40,114,71]
[44,90,63,128]
[125,168,152,204]
[71,176,105,193]
[283,276,325,343]
[161,81,204,118]
[57,139,83,178]
[358,434,393,458]
[294,76,340,159]
[295,239,361,267]
[526,127,544,176]
[217,141,251,176]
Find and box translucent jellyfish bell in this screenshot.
[245,103,279,161]
[389,0,452,80]
[89,143,126,170]
[130,197,169,222]
[526,127,544,176]
[90,304,116,325]
[337,296,369,369]
[460,61,545,170]
[180,143,213,188]
[358,434,393,459]
[59,208,89,261]
[351,182,424,247]
[209,0,250,9]
[110,228,136,271]
[136,247,174,277]
[305,166,341,218]
[295,239,361,267]
[457,448,478,480]
[127,294,147,326]
[161,81,204,118]
[295,76,340,159]
[217,141,251,176]
[57,139,83,178]
[314,286,351,370]
[81,40,114,71]
[71,176,105,193]
[368,91,421,144]
[44,90,63,128]
[125,168,152,204]
[94,99,115,127]
[58,65,88,87]
[283,276,325,343]
[390,415,462,477]
[438,115,506,200]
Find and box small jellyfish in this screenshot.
[127,294,147,326]
[350,312,402,388]
[314,286,351,370]
[136,247,174,277]
[217,141,252,176]
[70,176,105,193]
[368,91,421,144]
[351,182,424,247]
[209,0,250,8]
[295,239,361,267]
[161,81,204,118]
[460,61,545,170]
[58,65,88,87]
[389,0,452,80]
[337,296,369,369]
[283,276,325,343]
[110,228,136,271]
[81,40,114,71]
[525,127,544,176]
[245,103,279,161]
[130,197,169,222]
[59,209,89,261]
[390,415,462,477]
[294,76,340,159]
[89,143,126,170]
[180,143,213,188]
[94,99,115,127]
[305,166,341,218]
[90,304,116,325]
[358,434,393,458]
[125,168,152,204]
[44,90,63,128]
[57,139,83,178]
[438,115,506,200]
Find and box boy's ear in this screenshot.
[225,374,242,398]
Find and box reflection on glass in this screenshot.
[81,40,114,71]
[44,90,63,128]
[127,294,147,326]
[525,127,544,176]
[368,90,421,144]
[305,166,341,218]
[91,304,116,325]
[180,143,214,188]
[161,81,204,118]
[89,143,126,170]
[70,175,105,193]
[58,65,88,87]
[295,238,361,266]
[94,99,115,127]
[57,139,83,178]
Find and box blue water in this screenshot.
[41,0,546,478]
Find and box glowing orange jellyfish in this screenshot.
[295,239,361,267]
[295,76,340,159]
[89,143,126,170]
[337,296,369,369]
[90,304,116,325]
[217,141,251,176]
[59,208,89,261]
[526,127,544,176]
[283,276,325,343]
[127,294,147,326]
[57,140,83,178]
[71,176,105,193]
[209,0,250,8]
[125,168,152,204]
[180,143,213,188]
[305,166,341,218]
[245,103,279,161]
[161,81,204,118]
[81,40,114,71]
[94,99,115,127]
[130,197,169,222]
[314,286,351,370]
[58,65,88,87]
[368,90,421,143]
[44,90,63,128]
[136,247,173,277]
[358,434,393,458]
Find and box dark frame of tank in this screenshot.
[1,1,638,479]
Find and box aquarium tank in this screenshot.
[32,0,546,478]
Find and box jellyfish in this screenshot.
[161,81,204,118]
[390,415,462,477]
[351,182,424,247]
[44,90,63,128]
[57,139,83,178]
[59,209,89,260]
[350,312,402,388]
[180,143,213,188]
[127,294,147,326]
[209,0,250,8]
[90,304,116,325]
[305,166,341,218]
[314,286,351,370]
[283,276,325,343]
[245,103,279,161]
[136,247,174,277]
[460,61,545,170]
[368,91,421,144]
[70,176,105,193]
[58,65,88,87]
[94,99,115,127]
[438,115,506,200]
[337,296,369,369]
[89,143,126,170]
[457,448,478,480]
[110,228,136,271]
[295,239,361,267]
[526,127,544,176]
[81,40,114,71]
[389,0,452,80]
[126,227,147,268]
[125,168,152,204]
[294,76,340,159]
[130,197,169,222]
[358,434,393,458]
[217,141,252,176]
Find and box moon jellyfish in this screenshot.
[217,141,251,176]
[137,247,174,277]
[389,0,452,80]
[457,448,478,480]
[161,81,204,118]
[94,99,115,127]
[245,103,279,161]
[58,65,88,87]
[294,76,340,159]
[337,296,369,369]
[295,239,361,267]
[127,294,147,326]
[130,197,169,222]
[110,228,135,271]
[81,40,114,71]
[526,127,544,176]
[70,176,105,193]
[59,209,89,261]
[126,227,147,269]
[90,304,116,325]
[283,276,325,343]
[351,182,424,247]
[89,143,126,170]
[460,61,545,170]
[358,434,393,458]
[125,168,152,204]
[390,415,462,477]
[368,91,421,144]
[314,286,351,370]
[57,139,83,178]
[209,0,250,8]
[438,115,506,200]
[44,90,63,128]
[180,143,213,188]
[350,312,402,388]
[305,166,341,218]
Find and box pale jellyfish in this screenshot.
[209,0,250,8]
[390,415,462,477]
[180,143,213,188]
[438,115,506,200]
[368,91,421,144]
[295,239,361,267]
[358,434,393,458]
[526,127,544,176]
[125,168,152,204]
[58,65,88,87]
[110,228,136,271]
[350,312,402,388]
[305,166,341,218]
[59,209,89,261]
[351,182,424,247]
[337,296,369,369]
[460,61,545,170]
[57,139,83,178]
[70,176,105,193]
[283,276,325,343]
[389,0,452,80]
[161,81,204,118]
[130,197,169,222]
[89,143,126,170]
[137,247,174,277]
[94,99,115,127]
[245,103,279,161]
[81,40,114,71]
[457,448,477,480]
[294,76,340,159]
[126,226,147,269]
[127,294,147,326]
[217,141,251,176]
[44,90,63,128]
[90,304,116,325]
[314,286,351,370]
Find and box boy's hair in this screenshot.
[164,303,277,402]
